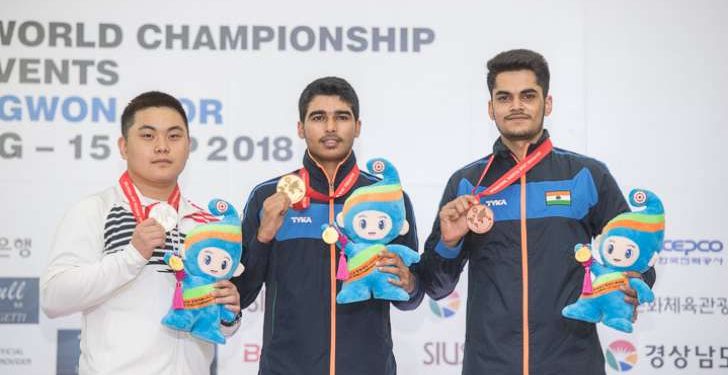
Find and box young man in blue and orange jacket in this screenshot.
[416,49,657,375]
[232,76,423,375]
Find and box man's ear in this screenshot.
[297,121,305,139]
[354,119,361,138]
[118,136,128,160]
[544,94,553,117]
[399,220,409,236]
[336,212,344,227]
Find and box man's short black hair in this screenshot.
[120,91,188,138]
[298,77,359,122]
[486,49,550,97]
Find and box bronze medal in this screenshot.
[466,204,494,234]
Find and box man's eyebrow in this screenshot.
[136,124,186,133]
[137,124,157,132]
[308,110,326,118]
[308,110,353,118]
[165,125,186,133]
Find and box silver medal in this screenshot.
[149,202,178,232]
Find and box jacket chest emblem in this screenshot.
[290,216,313,224]
[484,199,508,207]
[545,190,572,206]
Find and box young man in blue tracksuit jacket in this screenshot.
[416,49,656,375]
[232,76,423,375]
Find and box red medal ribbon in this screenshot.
[118,171,180,223]
[290,163,360,282]
[292,165,360,210]
[119,171,183,310]
[471,138,553,198]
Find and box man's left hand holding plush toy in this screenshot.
[213,280,241,320]
[376,250,417,294]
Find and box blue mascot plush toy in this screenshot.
[562,189,665,333]
[161,199,244,344]
[325,158,420,304]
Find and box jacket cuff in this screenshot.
[220,319,241,337]
[125,243,151,270]
[251,233,275,252]
[434,239,463,259]
[642,267,657,288]
[392,273,424,311]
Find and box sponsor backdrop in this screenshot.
[1,0,726,374]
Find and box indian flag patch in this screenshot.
[546,190,571,206]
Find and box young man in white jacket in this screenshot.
[41,91,242,375]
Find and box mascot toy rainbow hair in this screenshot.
[161,199,244,344]
[327,158,420,304]
[562,189,665,333]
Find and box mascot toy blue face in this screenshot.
[562,189,665,333]
[331,158,420,304]
[161,199,245,344]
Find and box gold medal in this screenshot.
[466,204,494,234]
[575,245,592,263]
[149,202,178,232]
[277,174,306,205]
[322,225,339,244]
[168,255,184,271]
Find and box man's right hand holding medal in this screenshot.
[258,174,307,244]
[131,218,167,259]
[439,195,480,247]
[257,192,292,244]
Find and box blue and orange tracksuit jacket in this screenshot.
[417,130,656,375]
[232,151,423,375]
